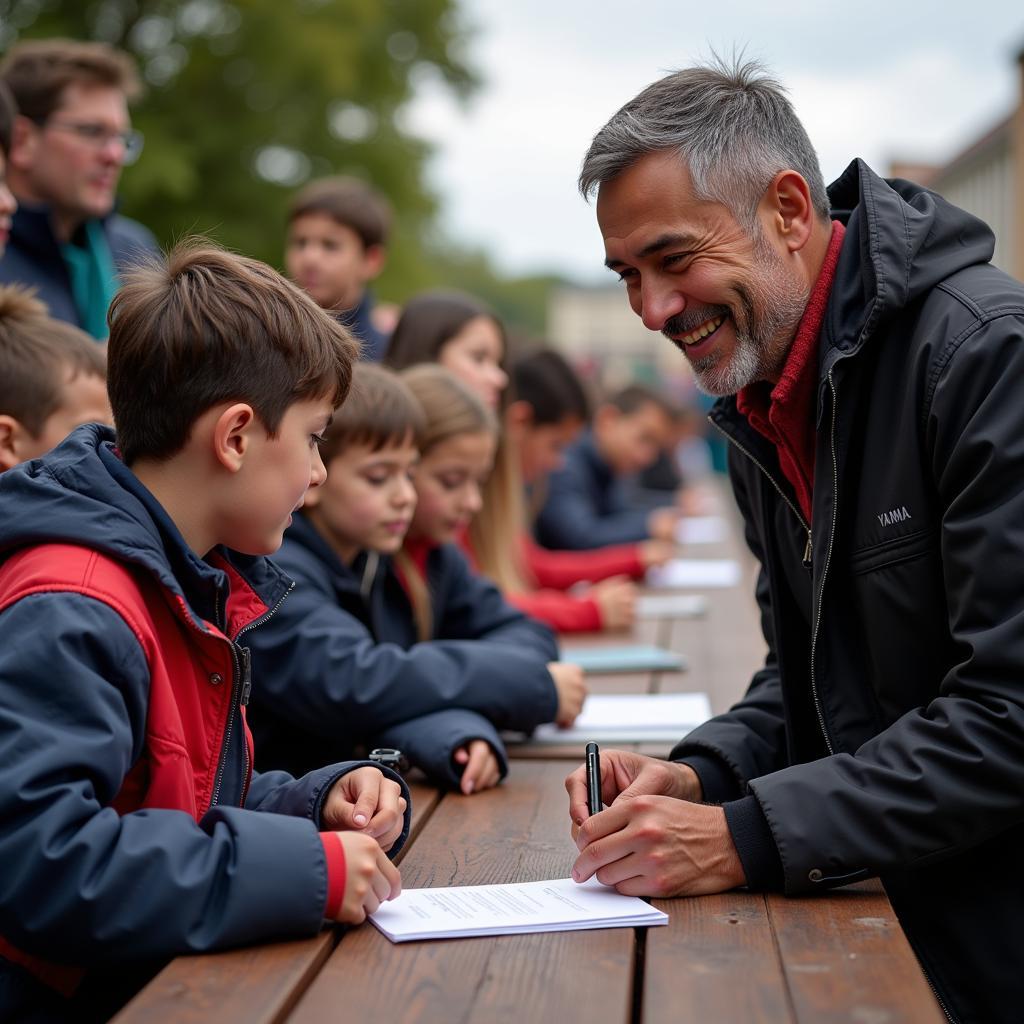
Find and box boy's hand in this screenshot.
[322,766,407,852]
[639,538,676,568]
[547,661,587,726]
[453,739,502,794]
[647,507,681,541]
[330,832,402,924]
[592,576,637,630]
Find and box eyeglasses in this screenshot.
[41,120,145,165]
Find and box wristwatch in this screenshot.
[368,747,409,773]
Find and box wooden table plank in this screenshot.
[113,779,442,1024]
[288,761,635,1024]
[644,892,793,1023]
[767,881,946,1023]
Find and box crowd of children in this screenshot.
[0,41,713,1023]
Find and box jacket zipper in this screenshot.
[708,419,812,560]
[807,372,839,756]
[209,580,295,809]
[709,400,831,752]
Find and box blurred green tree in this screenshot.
[0,0,481,298]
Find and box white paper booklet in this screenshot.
[674,515,729,545]
[525,692,712,744]
[635,593,709,620]
[646,558,742,590]
[368,876,668,943]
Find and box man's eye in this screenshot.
[311,433,327,447]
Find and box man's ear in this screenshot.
[761,169,815,254]
[211,403,258,472]
[593,404,618,434]
[9,115,39,173]
[504,399,534,439]
[0,415,24,472]
[362,243,387,281]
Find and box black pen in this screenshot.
[585,741,602,817]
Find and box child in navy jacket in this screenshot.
[0,241,410,1022]
[249,364,578,792]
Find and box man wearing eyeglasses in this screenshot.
[0,39,159,339]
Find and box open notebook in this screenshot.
[369,876,668,943]
[521,692,712,744]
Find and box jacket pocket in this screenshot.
[848,527,936,575]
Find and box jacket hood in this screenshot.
[824,159,995,363]
[0,423,289,620]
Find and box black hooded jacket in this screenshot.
[671,160,1024,1024]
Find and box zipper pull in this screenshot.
[239,646,252,706]
[803,531,813,569]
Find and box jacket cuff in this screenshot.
[677,753,742,803]
[318,832,347,919]
[723,795,784,891]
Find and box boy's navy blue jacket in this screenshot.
[0,426,411,1021]
[534,429,653,550]
[247,512,560,784]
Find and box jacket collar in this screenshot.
[712,158,996,435]
[0,424,291,633]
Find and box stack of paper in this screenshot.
[674,515,729,545]
[635,593,708,619]
[369,876,668,943]
[646,558,741,590]
[559,644,686,674]
[526,692,712,744]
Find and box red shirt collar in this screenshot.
[734,220,846,520]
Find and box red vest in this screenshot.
[0,543,264,994]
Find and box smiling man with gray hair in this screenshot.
[565,56,1024,1024]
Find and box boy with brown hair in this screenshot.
[0,239,410,1022]
[285,175,392,360]
[0,285,109,471]
[534,384,683,550]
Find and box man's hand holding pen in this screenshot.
[565,748,746,898]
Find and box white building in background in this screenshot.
[891,44,1024,281]
[547,283,695,397]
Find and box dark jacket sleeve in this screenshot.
[249,548,559,739]
[535,458,652,549]
[373,709,509,790]
[749,315,1024,894]
[432,543,560,658]
[670,445,791,792]
[0,593,332,967]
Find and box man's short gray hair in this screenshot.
[579,56,830,227]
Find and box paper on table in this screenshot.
[524,692,712,744]
[558,644,686,675]
[635,593,709,619]
[646,558,742,589]
[368,876,668,943]
[674,515,729,545]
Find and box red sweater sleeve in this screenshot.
[507,589,603,633]
[319,831,347,918]
[521,533,644,590]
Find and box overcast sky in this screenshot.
[405,0,1024,283]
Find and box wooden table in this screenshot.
[115,761,944,1024]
